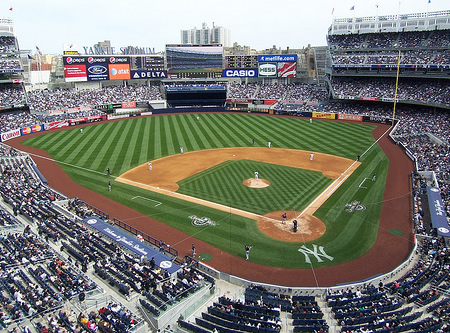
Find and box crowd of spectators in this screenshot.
[328,29,450,50]
[27,85,162,113]
[0,36,20,73]
[0,85,26,108]
[330,77,450,106]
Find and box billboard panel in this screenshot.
[277,62,296,77]
[131,70,167,79]
[64,64,87,82]
[258,63,277,78]
[222,68,258,78]
[86,63,109,81]
[166,44,223,79]
[258,54,297,62]
[108,64,131,80]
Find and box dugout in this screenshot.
[165,85,227,107]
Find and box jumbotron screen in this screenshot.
[165,44,223,79]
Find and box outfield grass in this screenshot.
[21,113,388,268]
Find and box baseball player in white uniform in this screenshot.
[148,162,152,170]
[254,171,259,180]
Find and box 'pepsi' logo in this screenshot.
[88,57,94,64]
[110,57,115,63]
[66,57,73,64]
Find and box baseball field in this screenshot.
[18,112,402,274]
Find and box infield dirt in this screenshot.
[116,147,360,242]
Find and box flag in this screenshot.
[9,7,13,11]
[428,0,431,3]
[350,5,355,10]
[36,46,42,55]
[27,54,34,60]
[375,4,379,8]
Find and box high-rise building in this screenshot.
[181,22,230,47]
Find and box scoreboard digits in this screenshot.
[225,55,258,69]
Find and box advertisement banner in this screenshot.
[130,70,167,79]
[264,100,277,105]
[83,216,179,274]
[64,65,87,82]
[107,56,129,64]
[67,106,92,113]
[222,69,258,78]
[258,63,277,77]
[69,115,102,124]
[227,98,253,103]
[277,62,296,77]
[48,109,64,115]
[361,97,378,101]
[313,112,336,119]
[63,56,86,65]
[108,64,131,80]
[121,102,136,109]
[426,187,450,237]
[87,63,109,81]
[45,121,69,130]
[21,124,44,136]
[338,114,363,121]
[258,54,297,62]
[1,129,21,142]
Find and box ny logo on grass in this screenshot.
[298,244,334,264]
[189,215,216,227]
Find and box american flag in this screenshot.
[36,46,43,55]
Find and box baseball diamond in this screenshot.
[13,112,414,286]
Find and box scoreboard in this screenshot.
[130,56,165,71]
[225,55,258,69]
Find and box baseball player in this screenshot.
[310,153,314,161]
[372,172,376,182]
[245,245,253,260]
[80,128,83,134]
[148,162,152,171]
[180,146,184,154]
[268,141,272,148]
[282,212,287,224]
[192,243,196,257]
[254,171,259,180]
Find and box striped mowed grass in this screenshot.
[21,113,389,268]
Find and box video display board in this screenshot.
[165,44,223,79]
[63,55,166,82]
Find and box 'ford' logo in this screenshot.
[88,65,107,74]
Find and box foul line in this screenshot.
[26,152,108,177]
[131,196,162,207]
[359,178,369,189]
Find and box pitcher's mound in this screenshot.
[243,178,270,188]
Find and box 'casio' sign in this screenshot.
[259,63,277,76]
[88,65,107,74]
[224,69,256,77]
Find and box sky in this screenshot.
[2,0,448,55]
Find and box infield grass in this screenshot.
[21,113,388,268]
